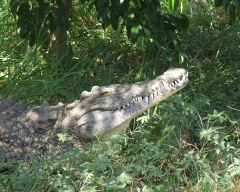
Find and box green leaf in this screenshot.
[235,0,240,12]
[98,7,109,17]
[57,10,66,28]
[42,2,53,17]
[95,0,108,9]
[17,19,29,38]
[233,157,240,165]
[171,16,181,30]
[131,23,142,42]
[110,12,119,30]
[126,25,132,39]
[144,27,152,38]
[150,0,159,11]
[223,0,229,10]
[17,2,30,19]
[48,13,58,32]
[174,0,179,10]
[116,172,132,184]
[57,133,73,142]
[130,1,140,12]
[138,13,147,25]
[229,3,236,20]
[214,0,223,7]
[180,14,189,29]
[163,20,175,31]
[28,31,36,47]
[10,0,20,15]
[168,0,173,11]
[137,35,145,51]
[123,12,134,27]
[179,0,187,13]
[57,133,67,142]
[173,39,179,47]
[102,15,110,30]
[109,2,119,16]
[175,44,188,59]
[168,0,179,11]
[119,0,128,16]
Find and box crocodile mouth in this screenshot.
[75,68,188,139]
[111,71,189,111]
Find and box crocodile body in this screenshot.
[0,68,188,161]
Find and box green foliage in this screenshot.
[1,92,239,191]
[94,0,189,55]
[1,0,240,191]
[215,0,240,20]
[10,0,67,46]
[10,0,190,57]
[57,133,73,142]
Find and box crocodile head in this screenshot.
[73,68,189,140]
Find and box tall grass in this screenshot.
[0,0,239,191]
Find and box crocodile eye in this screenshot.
[100,92,109,96]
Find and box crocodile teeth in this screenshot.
[117,71,189,109]
[180,74,184,82]
[120,72,189,108]
[181,73,187,82]
[162,81,167,87]
[145,96,149,103]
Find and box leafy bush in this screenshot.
[1,90,239,191]
[10,0,189,58]
[94,0,189,54]
[214,0,240,20]
[0,0,240,191]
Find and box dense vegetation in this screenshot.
[0,0,240,191]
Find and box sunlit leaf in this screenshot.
[131,23,142,42]
[137,35,145,51]
[168,0,179,11]
[123,11,134,27]
[130,1,140,12]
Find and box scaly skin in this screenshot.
[0,68,188,162]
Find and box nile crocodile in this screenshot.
[0,68,188,162]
